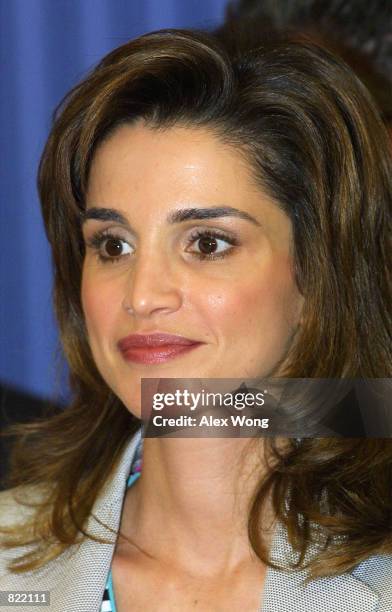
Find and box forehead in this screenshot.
[87,122,258,199]
[85,122,291,243]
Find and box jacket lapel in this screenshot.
[260,522,379,612]
[261,564,379,612]
[0,428,142,612]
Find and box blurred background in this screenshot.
[0,0,391,453]
[0,0,229,409]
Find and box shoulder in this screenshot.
[352,553,392,611]
[0,485,44,528]
[0,484,51,526]
[0,427,142,534]
[0,485,48,581]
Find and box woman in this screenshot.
[0,21,391,612]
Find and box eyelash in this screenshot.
[85,228,239,264]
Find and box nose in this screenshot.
[122,248,183,319]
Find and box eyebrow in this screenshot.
[80,206,262,229]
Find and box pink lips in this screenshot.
[117,333,204,364]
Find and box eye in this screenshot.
[85,230,133,264]
[185,229,238,260]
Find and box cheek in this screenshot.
[202,255,301,335]
[80,269,118,342]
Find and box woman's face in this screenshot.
[81,122,303,416]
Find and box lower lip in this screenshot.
[120,343,203,364]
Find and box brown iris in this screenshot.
[198,236,217,254]
[105,238,123,257]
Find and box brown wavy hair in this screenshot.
[1,23,391,579]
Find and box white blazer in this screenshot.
[0,428,391,612]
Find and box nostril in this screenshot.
[123,303,134,315]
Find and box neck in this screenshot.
[119,435,276,575]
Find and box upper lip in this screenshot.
[118,333,202,350]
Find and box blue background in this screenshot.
[0,0,228,403]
